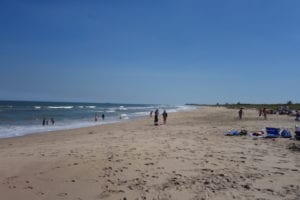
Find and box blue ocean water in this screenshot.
[0,101,195,138]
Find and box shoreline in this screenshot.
[0,103,196,139]
[0,106,299,200]
[0,106,197,140]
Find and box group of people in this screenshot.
[95,113,105,121]
[238,107,268,120]
[150,109,168,126]
[42,117,55,126]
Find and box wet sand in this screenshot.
[0,106,299,200]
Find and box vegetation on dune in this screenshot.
[187,101,300,110]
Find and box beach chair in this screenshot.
[265,127,280,138]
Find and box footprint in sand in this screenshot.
[57,192,68,197]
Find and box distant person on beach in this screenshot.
[162,110,168,124]
[259,108,263,117]
[42,118,46,126]
[263,108,267,120]
[94,114,98,122]
[51,118,55,125]
[238,108,243,120]
[150,110,153,117]
[102,114,105,120]
[154,109,159,125]
[295,111,300,121]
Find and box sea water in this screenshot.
[0,101,195,138]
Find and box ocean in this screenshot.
[0,101,195,139]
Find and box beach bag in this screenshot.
[281,129,291,138]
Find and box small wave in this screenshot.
[35,106,41,109]
[86,106,96,109]
[126,106,156,110]
[118,106,128,111]
[131,111,149,116]
[47,106,74,109]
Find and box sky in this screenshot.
[0,0,299,105]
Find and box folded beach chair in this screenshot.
[265,127,280,138]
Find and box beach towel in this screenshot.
[265,127,280,138]
[224,130,240,136]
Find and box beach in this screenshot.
[0,106,299,200]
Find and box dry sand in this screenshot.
[0,107,299,200]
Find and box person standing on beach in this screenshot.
[154,109,159,125]
[94,114,98,122]
[102,113,105,120]
[263,108,267,120]
[296,111,300,121]
[238,108,243,120]
[150,110,153,117]
[162,110,168,124]
[42,118,46,126]
[259,108,263,117]
[51,118,55,125]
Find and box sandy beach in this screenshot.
[0,106,299,200]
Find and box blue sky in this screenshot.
[0,0,299,104]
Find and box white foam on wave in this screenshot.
[86,106,96,109]
[131,111,149,117]
[0,119,119,139]
[118,106,128,111]
[120,113,129,119]
[35,106,41,109]
[48,106,74,109]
